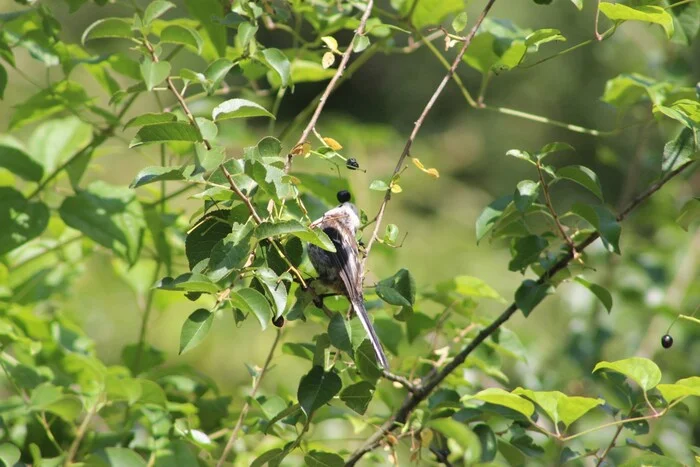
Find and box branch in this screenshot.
[346,160,695,465]
[361,0,498,270]
[284,0,375,173]
[216,329,282,467]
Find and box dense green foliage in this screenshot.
[0,0,699,466]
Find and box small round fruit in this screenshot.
[346,158,360,170]
[273,316,285,328]
[661,334,673,349]
[337,190,351,203]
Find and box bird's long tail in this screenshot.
[351,299,389,369]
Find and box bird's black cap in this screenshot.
[337,190,351,203]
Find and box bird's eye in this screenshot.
[337,190,351,203]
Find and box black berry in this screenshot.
[346,158,360,170]
[337,190,351,203]
[661,334,673,349]
[273,316,285,328]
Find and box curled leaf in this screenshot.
[412,158,440,178]
[323,137,343,151]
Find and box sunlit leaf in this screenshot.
[593,357,662,391]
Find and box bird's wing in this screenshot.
[321,222,389,369]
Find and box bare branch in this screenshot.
[361,0,498,271]
[285,0,375,173]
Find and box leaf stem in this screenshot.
[216,328,282,467]
[536,160,577,257]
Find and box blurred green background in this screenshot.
[1,0,699,462]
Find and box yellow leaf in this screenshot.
[290,141,310,157]
[390,183,402,193]
[322,52,335,69]
[321,36,339,53]
[323,137,343,151]
[412,157,440,178]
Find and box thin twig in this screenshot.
[346,160,695,465]
[536,160,577,257]
[594,0,604,41]
[284,0,375,172]
[382,370,419,394]
[65,401,101,465]
[596,423,623,466]
[216,329,282,467]
[361,0,498,271]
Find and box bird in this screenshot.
[307,190,390,369]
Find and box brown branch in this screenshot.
[346,160,695,465]
[361,0,498,271]
[284,0,375,173]
[216,329,282,467]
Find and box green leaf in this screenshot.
[601,73,657,108]
[183,0,226,57]
[328,312,353,354]
[670,0,700,46]
[555,165,604,200]
[525,29,566,49]
[142,0,175,26]
[204,58,235,95]
[82,18,133,44]
[185,210,232,269]
[663,128,698,173]
[353,35,370,53]
[156,272,219,294]
[435,275,506,302]
[376,269,416,307]
[262,48,290,88]
[268,60,336,88]
[59,181,145,265]
[93,447,147,467]
[179,308,214,354]
[0,443,21,467]
[570,203,621,254]
[574,277,612,313]
[297,366,342,416]
[677,197,700,231]
[514,180,540,213]
[598,3,674,38]
[340,381,374,415]
[355,339,383,384]
[656,377,700,402]
[130,166,188,188]
[256,220,335,251]
[476,195,513,242]
[508,235,548,272]
[654,98,700,130]
[124,112,177,129]
[254,268,288,319]
[282,343,314,360]
[412,0,465,30]
[474,424,498,462]
[513,388,603,428]
[230,288,272,330]
[515,279,554,317]
[369,179,389,191]
[130,122,202,147]
[0,187,49,256]
[538,141,575,159]
[250,448,287,467]
[10,81,91,130]
[452,12,468,33]
[140,58,171,91]
[429,419,482,464]
[0,137,43,182]
[463,387,535,418]
[160,25,203,53]
[207,220,256,281]
[212,98,274,121]
[304,451,344,467]
[0,64,6,100]
[593,357,662,391]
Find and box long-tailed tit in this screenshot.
[307,190,389,369]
